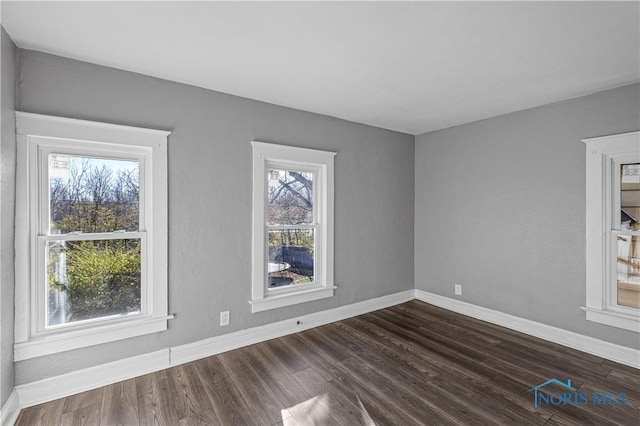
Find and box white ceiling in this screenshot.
[2,1,639,135]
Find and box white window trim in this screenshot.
[14,112,171,360]
[583,131,640,332]
[250,141,336,313]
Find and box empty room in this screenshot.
[0,1,639,425]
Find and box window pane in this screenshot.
[49,154,140,234]
[616,234,640,308]
[46,238,141,326]
[620,163,640,230]
[268,229,314,287]
[267,169,313,225]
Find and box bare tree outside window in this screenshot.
[47,155,141,325]
[267,169,315,286]
[268,169,313,225]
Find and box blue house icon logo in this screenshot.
[528,378,576,408]
[528,377,627,408]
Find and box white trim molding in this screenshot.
[10,289,639,416]
[583,131,640,332]
[15,290,414,410]
[1,390,20,426]
[173,290,414,365]
[249,286,337,312]
[14,315,173,362]
[16,349,170,409]
[581,307,640,332]
[415,290,640,369]
[14,112,171,360]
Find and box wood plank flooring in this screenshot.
[15,300,640,425]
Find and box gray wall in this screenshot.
[415,83,640,349]
[14,50,415,384]
[0,27,16,406]
[9,44,637,387]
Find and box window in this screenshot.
[250,141,336,313]
[583,131,640,332]
[15,113,170,360]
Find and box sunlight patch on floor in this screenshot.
[281,391,378,425]
[282,393,334,425]
[355,395,376,426]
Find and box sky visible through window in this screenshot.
[50,154,138,180]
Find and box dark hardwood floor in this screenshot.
[15,300,640,425]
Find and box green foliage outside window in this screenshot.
[50,240,141,322]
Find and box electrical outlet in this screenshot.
[220,311,230,326]
[454,284,462,296]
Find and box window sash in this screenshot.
[265,162,319,226]
[37,143,149,236]
[35,232,148,335]
[265,226,319,292]
[608,231,640,315]
[610,156,639,231]
[38,231,145,242]
[266,224,317,230]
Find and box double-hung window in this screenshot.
[250,142,336,313]
[583,131,640,332]
[15,113,170,360]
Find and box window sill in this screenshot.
[250,286,337,313]
[582,307,640,332]
[14,315,173,361]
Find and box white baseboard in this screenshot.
[170,290,415,365]
[1,390,20,426]
[15,290,415,410]
[16,349,170,409]
[414,290,640,369]
[13,288,637,416]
